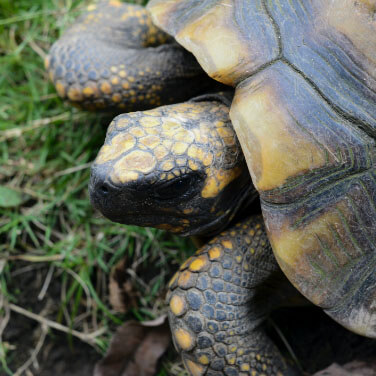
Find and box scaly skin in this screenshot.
[167,216,299,376]
[89,94,256,237]
[46,1,216,112]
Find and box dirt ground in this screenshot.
[269,308,376,374]
[3,261,376,376]
[2,264,101,376]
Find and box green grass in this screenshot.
[0,1,194,374]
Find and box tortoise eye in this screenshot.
[152,175,199,201]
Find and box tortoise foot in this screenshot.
[167,216,300,376]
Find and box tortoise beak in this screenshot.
[89,164,124,218]
[89,165,148,225]
[89,163,184,230]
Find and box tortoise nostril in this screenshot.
[99,184,109,196]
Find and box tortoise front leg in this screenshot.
[46,1,214,112]
[167,216,300,376]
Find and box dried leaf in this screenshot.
[109,258,139,313]
[94,316,171,376]
[314,360,376,376]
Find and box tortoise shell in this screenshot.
[147,0,376,337]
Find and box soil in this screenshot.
[3,263,376,376]
[270,307,376,374]
[2,264,101,376]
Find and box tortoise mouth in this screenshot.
[89,190,233,237]
[89,177,255,237]
[89,154,256,237]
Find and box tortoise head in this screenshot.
[89,96,255,236]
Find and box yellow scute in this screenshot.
[270,210,341,268]
[169,295,186,316]
[231,81,326,192]
[202,167,242,198]
[175,0,250,86]
[174,328,194,350]
[267,201,350,305]
[112,150,156,183]
[320,0,376,66]
[184,359,205,376]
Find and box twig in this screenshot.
[13,324,48,376]
[0,297,10,339]
[0,112,83,142]
[39,93,59,101]
[53,162,92,177]
[6,254,64,262]
[10,263,45,277]
[38,264,55,301]
[0,259,5,274]
[8,303,106,346]
[269,318,303,372]
[126,268,149,290]
[28,39,47,61]
[31,219,65,241]
[0,8,73,26]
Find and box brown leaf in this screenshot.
[314,360,376,376]
[109,257,139,313]
[94,316,171,376]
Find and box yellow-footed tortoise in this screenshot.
[47,1,376,375]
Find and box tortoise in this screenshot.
[47,1,376,375]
